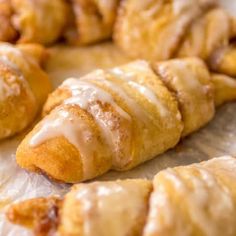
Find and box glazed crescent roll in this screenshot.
[114,0,217,61]
[66,0,120,45]
[17,60,183,182]
[11,0,69,45]
[144,156,236,236]
[114,0,236,77]
[0,42,51,140]
[15,58,236,183]
[7,156,236,236]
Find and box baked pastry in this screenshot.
[66,0,120,45]
[0,42,51,140]
[144,156,236,236]
[114,0,236,77]
[114,0,217,61]
[7,156,236,236]
[0,0,18,42]
[11,0,69,45]
[15,58,236,183]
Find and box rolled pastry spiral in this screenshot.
[7,156,236,236]
[0,42,51,140]
[114,0,236,77]
[16,58,236,183]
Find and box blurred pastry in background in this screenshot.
[114,0,236,77]
[66,0,120,45]
[0,43,51,140]
[11,0,69,45]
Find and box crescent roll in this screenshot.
[66,0,120,45]
[0,42,51,140]
[11,0,69,45]
[7,156,236,236]
[114,0,236,77]
[15,58,236,183]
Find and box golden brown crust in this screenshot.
[7,197,61,236]
[0,0,18,42]
[66,0,120,45]
[16,104,112,183]
[16,60,183,183]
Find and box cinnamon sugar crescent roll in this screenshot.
[7,157,236,236]
[66,0,120,45]
[15,58,236,183]
[17,60,183,182]
[0,43,51,140]
[11,0,69,45]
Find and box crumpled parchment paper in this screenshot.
[0,1,236,234]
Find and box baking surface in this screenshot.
[0,0,236,235]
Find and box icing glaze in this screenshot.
[30,109,101,179]
[76,181,148,236]
[110,63,169,117]
[144,157,236,236]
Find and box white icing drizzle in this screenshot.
[0,44,35,103]
[30,77,132,167]
[30,109,100,179]
[82,70,151,124]
[110,65,169,117]
[145,159,236,236]
[62,78,131,157]
[62,78,130,121]
[76,181,147,236]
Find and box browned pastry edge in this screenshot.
[7,197,61,236]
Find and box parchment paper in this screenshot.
[0,1,236,235]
